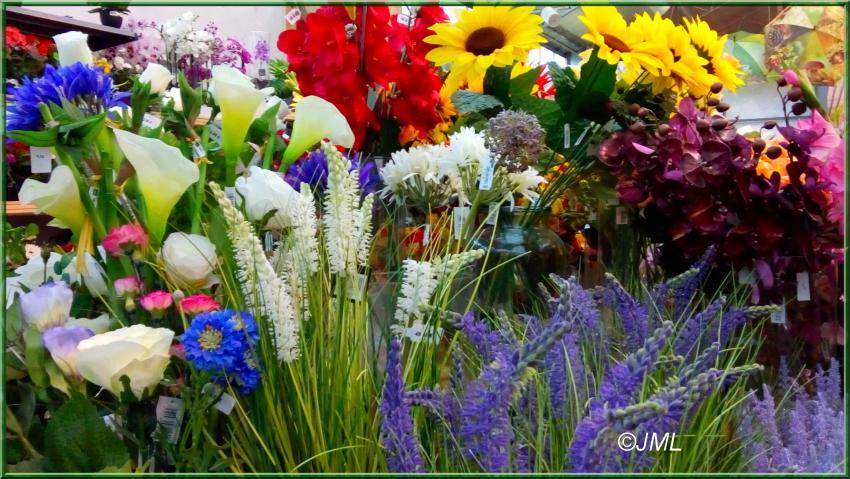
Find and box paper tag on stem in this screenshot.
[486,203,499,225]
[155,396,185,444]
[770,306,787,325]
[30,146,53,173]
[285,8,302,25]
[214,393,236,415]
[208,123,223,145]
[796,272,811,302]
[224,187,238,204]
[142,113,162,129]
[479,155,495,191]
[453,206,470,240]
[738,267,755,285]
[421,224,430,247]
[563,123,571,149]
[615,206,628,225]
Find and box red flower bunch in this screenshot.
[599,96,842,304]
[278,6,447,150]
[6,26,53,57]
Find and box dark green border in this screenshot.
[0,1,847,477]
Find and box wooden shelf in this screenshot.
[5,201,37,217]
[6,6,137,51]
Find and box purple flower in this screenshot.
[42,325,95,378]
[601,274,648,353]
[379,339,426,473]
[673,296,724,359]
[253,39,270,63]
[285,149,378,195]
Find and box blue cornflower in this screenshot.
[285,149,379,195]
[6,62,128,132]
[183,309,250,373]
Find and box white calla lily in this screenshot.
[19,165,86,235]
[138,63,173,94]
[53,31,93,67]
[283,96,355,166]
[210,65,269,185]
[112,128,199,243]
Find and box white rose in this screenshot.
[76,325,174,399]
[53,31,93,67]
[160,233,218,290]
[138,63,173,94]
[235,166,300,230]
[20,281,73,332]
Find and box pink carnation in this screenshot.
[102,224,149,257]
[139,290,173,312]
[178,294,221,315]
[783,69,801,87]
[114,276,142,297]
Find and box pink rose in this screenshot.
[178,294,221,316]
[102,224,149,257]
[140,290,173,313]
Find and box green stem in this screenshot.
[262,122,276,171]
[53,147,108,240]
[191,127,210,234]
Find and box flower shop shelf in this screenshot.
[6,7,137,50]
[5,200,36,217]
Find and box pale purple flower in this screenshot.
[21,281,73,332]
[42,325,95,378]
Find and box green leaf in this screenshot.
[509,66,541,99]
[6,127,59,147]
[24,327,49,389]
[482,65,512,106]
[513,94,565,152]
[44,394,129,472]
[59,113,105,144]
[178,71,202,121]
[44,360,70,395]
[130,79,152,131]
[562,49,617,124]
[451,90,504,114]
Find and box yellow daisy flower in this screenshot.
[425,6,546,93]
[578,6,667,75]
[630,12,714,96]
[683,16,744,92]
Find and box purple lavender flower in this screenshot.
[379,339,426,473]
[671,245,717,319]
[456,312,508,363]
[673,296,724,359]
[601,273,649,353]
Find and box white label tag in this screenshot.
[589,210,598,221]
[738,267,755,285]
[486,203,499,225]
[191,142,205,160]
[346,273,367,300]
[615,206,628,225]
[264,232,275,252]
[479,155,494,191]
[198,105,213,120]
[796,272,811,302]
[208,123,223,145]
[398,6,415,25]
[574,125,592,146]
[103,414,123,436]
[142,113,162,129]
[285,8,302,25]
[606,198,620,206]
[421,224,430,247]
[89,186,99,204]
[155,396,185,444]
[30,146,53,173]
[453,206,470,240]
[224,186,237,204]
[770,306,787,325]
[214,392,236,415]
[563,123,571,149]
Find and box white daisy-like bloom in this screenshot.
[210,182,300,362]
[380,143,453,207]
[446,126,489,168]
[509,168,547,203]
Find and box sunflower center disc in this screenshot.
[465,26,507,56]
[602,33,631,53]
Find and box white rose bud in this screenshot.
[52,31,93,67]
[76,325,174,399]
[235,166,300,230]
[138,63,173,94]
[160,233,218,290]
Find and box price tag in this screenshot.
[479,155,494,191]
[285,8,302,25]
[214,392,236,415]
[224,186,238,204]
[486,203,499,225]
[142,113,162,129]
[89,186,99,204]
[191,142,206,160]
[615,206,628,225]
[258,67,268,79]
[796,272,811,302]
[589,210,598,221]
[606,198,620,206]
[563,123,571,149]
[366,87,378,109]
[264,231,275,252]
[738,267,755,285]
[208,123,224,146]
[373,156,385,169]
[155,396,185,444]
[421,224,430,246]
[574,125,592,146]
[398,6,416,25]
[346,273,367,300]
[770,306,787,325]
[198,105,213,120]
[30,146,53,173]
[453,206,470,240]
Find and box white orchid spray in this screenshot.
[322,141,375,277]
[209,182,300,362]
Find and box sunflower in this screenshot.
[424,6,546,93]
[578,6,667,75]
[683,16,744,92]
[629,12,714,96]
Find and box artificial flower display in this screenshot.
[1,6,844,476]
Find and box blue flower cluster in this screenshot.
[285,149,379,195]
[6,62,128,132]
[183,309,262,394]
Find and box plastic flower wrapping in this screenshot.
[1,5,844,475]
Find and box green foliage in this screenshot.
[43,394,129,472]
[7,127,59,147]
[451,90,504,114]
[4,223,39,266]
